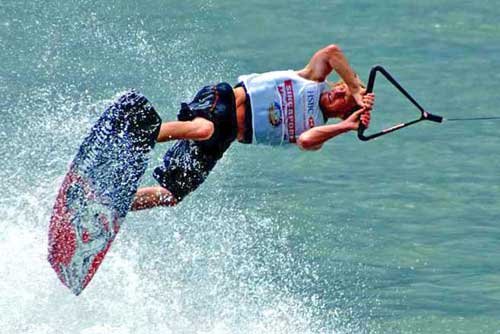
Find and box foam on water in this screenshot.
[0,164,360,333]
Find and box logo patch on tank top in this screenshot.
[268,101,282,127]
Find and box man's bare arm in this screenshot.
[297,122,351,151]
[298,44,363,106]
[297,107,371,151]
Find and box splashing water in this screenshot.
[0,1,371,333]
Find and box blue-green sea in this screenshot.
[1,1,500,333]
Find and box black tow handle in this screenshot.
[357,65,443,141]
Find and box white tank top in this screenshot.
[238,70,329,145]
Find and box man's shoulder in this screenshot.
[296,68,327,83]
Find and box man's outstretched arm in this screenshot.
[298,44,364,107]
[297,106,372,151]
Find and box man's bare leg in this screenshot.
[131,186,177,211]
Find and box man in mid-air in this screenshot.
[128,44,374,210]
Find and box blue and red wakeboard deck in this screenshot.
[48,91,161,295]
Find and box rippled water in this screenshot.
[1,1,500,333]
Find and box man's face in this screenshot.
[320,84,359,119]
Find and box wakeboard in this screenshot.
[48,90,161,295]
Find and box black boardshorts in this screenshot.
[153,83,237,202]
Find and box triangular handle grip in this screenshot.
[358,65,442,141]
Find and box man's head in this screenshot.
[319,78,365,119]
